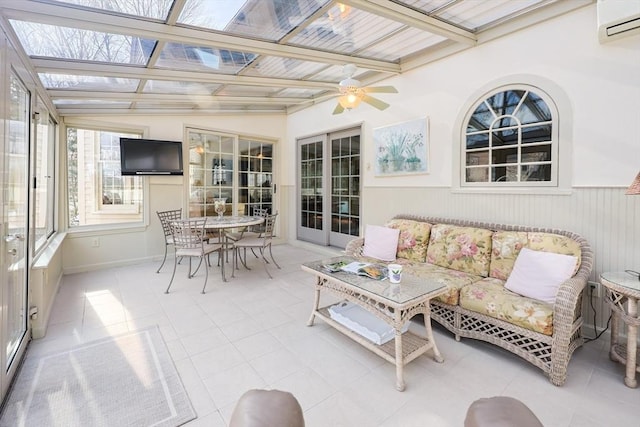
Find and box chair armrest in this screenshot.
[345,237,365,258]
[553,276,587,328]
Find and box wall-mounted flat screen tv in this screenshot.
[120,138,183,175]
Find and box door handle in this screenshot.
[5,233,25,242]
[8,248,17,256]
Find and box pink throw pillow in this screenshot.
[362,225,400,262]
[505,248,577,304]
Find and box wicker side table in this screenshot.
[600,271,640,388]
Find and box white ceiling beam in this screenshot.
[47,90,307,105]
[56,108,287,117]
[165,0,188,26]
[1,1,400,73]
[339,0,476,45]
[31,59,338,90]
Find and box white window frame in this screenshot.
[453,75,573,194]
[32,104,57,255]
[65,120,149,230]
[95,133,141,214]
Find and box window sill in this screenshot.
[67,223,147,238]
[452,187,573,196]
[33,232,67,270]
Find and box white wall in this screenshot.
[286,5,639,190]
[61,114,287,273]
[284,4,640,231]
[284,4,640,329]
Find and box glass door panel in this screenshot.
[297,127,361,248]
[238,139,274,215]
[297,136,326,244]
[188,129,276,219]
[188,131,235,217]
[329,132,360,247]
[2,73,30,395]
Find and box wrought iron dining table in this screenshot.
[192,215,265,281]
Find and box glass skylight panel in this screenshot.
[142,80,221,94]
[306,65,349,83]
[244,57,327,79]
[277,88,325,98]
[393,1,453,14]
[435,0,544,30]
[9,20,153,64]
[178,0,331,42]
[155,43,256,73]
[39,74,139,91]
[215,85,282,97]
[357,27,446,61]
[289,5,404,55]
[47,0,172,20]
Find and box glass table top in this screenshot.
[303,256,445,305]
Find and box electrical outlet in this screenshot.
[91,238,100,248]
[589,281,601,298]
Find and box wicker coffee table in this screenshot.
[302,256,447,391]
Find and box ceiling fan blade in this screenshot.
[362,95,390,111]
[332,103,345,115]
[363,86,397,94]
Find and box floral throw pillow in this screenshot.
[385,219,432,262]
[527,232,582,274]
[426,224,492,276]
[489,231,528,280]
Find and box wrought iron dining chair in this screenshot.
[232,212,280,279]
[166,218,224,294]
[225,207,269,260]
[156,208,182,273]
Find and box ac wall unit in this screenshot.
[597,0,640,42]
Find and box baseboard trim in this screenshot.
[63,255,157,275]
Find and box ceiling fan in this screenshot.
[332,64,398,115]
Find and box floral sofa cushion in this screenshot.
[426,224,493,277]
[489,231,528,280]
[405,262,482,305]
[489,231,583,280]
[385,219,432,262]
[527,232,582,274]
[459,278,554,335]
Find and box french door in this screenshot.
[186,128,275,218]
[297,127,361,248]
[1,72,30,399]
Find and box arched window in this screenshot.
[463,87,558,187]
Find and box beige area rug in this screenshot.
[0,326,196,427]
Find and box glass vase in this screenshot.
[213,198,226,219]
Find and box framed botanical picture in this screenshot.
[373,117,429,176]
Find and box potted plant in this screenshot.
[404,133,424,172]
[386,132,407,172]
[377,153,390,173]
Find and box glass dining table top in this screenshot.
[191,215,265,229]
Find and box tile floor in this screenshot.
[25,244,638,427]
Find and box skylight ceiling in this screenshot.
[0,0,587,116]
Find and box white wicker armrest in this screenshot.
[345,237,365,258]
[554,277,586,327]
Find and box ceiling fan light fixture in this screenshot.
[338,78,360,93]
[338,94,362,110]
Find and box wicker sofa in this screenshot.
[345,214,593,386]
